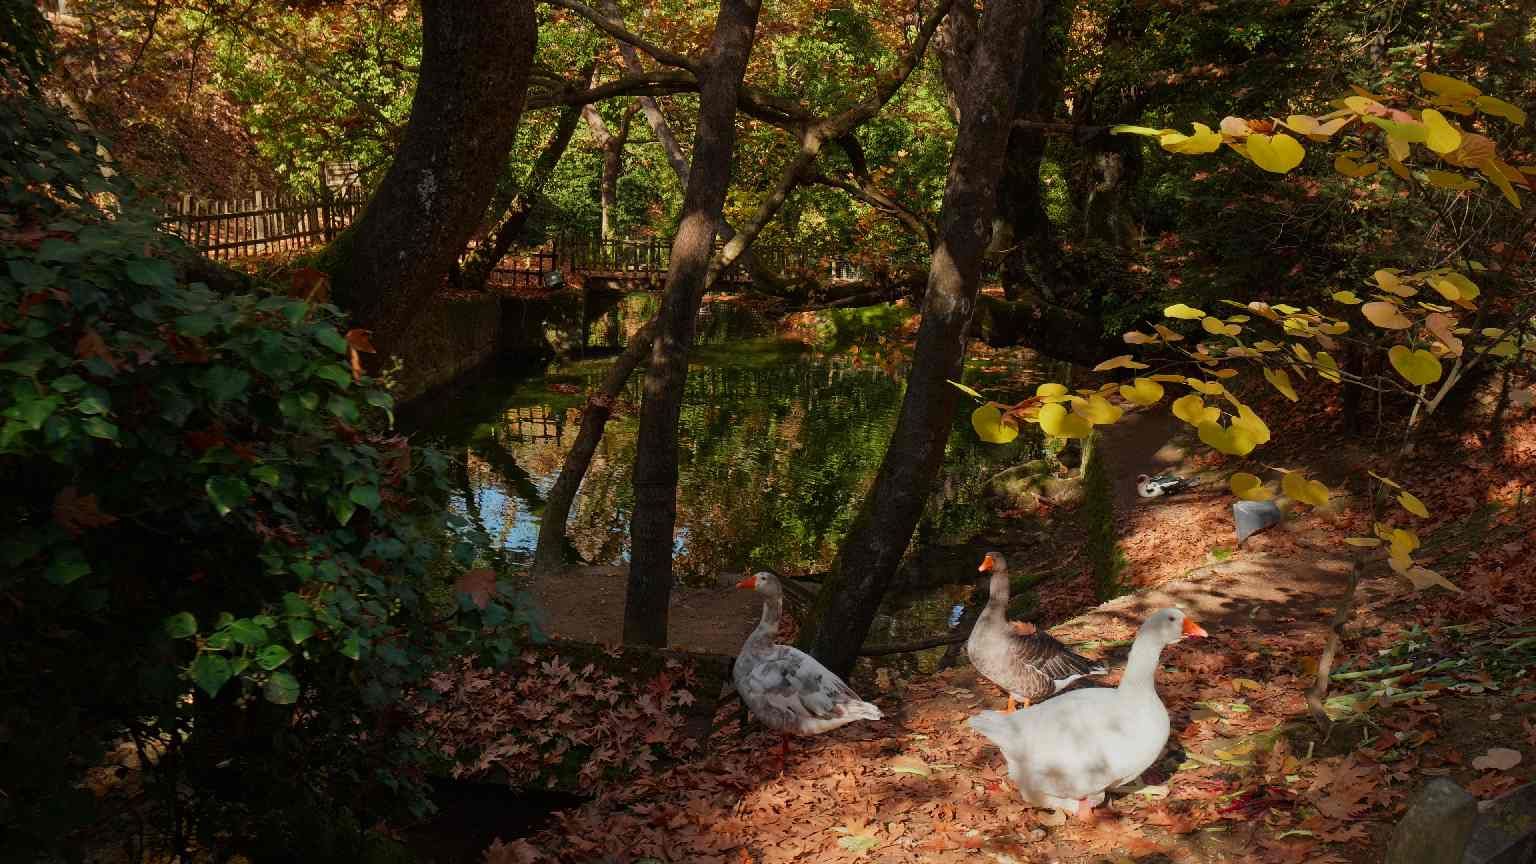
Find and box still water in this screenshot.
[422,297,1046,589]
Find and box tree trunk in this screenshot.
[459,94,587,292]
[806,0,1038,678]
[1081,137,1141,248]
[995,0,1064,301]
[329,0,537,354]
[532,318,658,577]
[622,0,762,647]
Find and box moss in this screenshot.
[1082,432,1128,601]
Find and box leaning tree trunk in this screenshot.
[329,0,537,354]
[622,0,763,647]
[806,0,1039,678]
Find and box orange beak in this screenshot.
[1182,618,1209,639]
[978,553,995,573]
[736,575,758,590]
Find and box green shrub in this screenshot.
[0,85,530,859]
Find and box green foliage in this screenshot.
[0,2,52,94]
[0,94,531,857]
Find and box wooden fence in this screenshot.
[162,186,368,260]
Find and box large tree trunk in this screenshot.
[806,0,1038,678]
[622,0,762,647]
[995,0,1063,301]
[329,0,536,353]
[531,318,658,577]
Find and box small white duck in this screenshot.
[1136,473,1196,498]
[968,607,1207,820]
[734,571,882,771]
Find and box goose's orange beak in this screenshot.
[1182,618,1209,639]
[978,553,995,573]
[736,575,758,590]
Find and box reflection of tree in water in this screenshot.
[443,342,1026,586]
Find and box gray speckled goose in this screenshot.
[967,551,1105,711]
[734,571,882,770]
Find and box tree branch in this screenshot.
[543,0,700,73]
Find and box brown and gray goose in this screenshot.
[967,551,1105,711]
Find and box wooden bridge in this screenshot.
[163,186,869,291]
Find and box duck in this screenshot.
[1136,472,1196,498]
[968,607,1208,820]
[967,552,1105,711]
[734,571,882,771]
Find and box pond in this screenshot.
[419,295,1053,587]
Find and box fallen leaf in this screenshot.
[1472,747,1522,771]
[889,755,931,777]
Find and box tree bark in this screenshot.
[458,95,588,292]
[329,0,536,354]
[995,0,1064,301]
[532,318,659,578]
[806,0,1039,678]
[623,0,763,647]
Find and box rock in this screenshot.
[1388,777,1478,864]
[1233,500,1283,546]
[1466,780,1536,864]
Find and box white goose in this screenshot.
[734,571,882,771]
[968,607,1207,820]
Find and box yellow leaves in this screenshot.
[1389,527,1419,557]
[1185,378,1225,396]
[1119,378,1165,406]
[1202,316,1241,337]
[1153,324,1186,343]
[1375,269,1415,296]
[1111,124,1176,138]
[1172,394,1219,426]
[1164,303,1206,320]
[1343,537,1382,547]
[1425,170,1479,191]
[1282,471,1331,507]
[1315,351,1341,383]
[1362,301,1412,330]
[1262,367,1299,402]
[1420,109,1462,154]
[1245,133,1306,173]
[1475,95,1527,125]
[1230,472,1273,502]
[1036,402,1092,439]
[1425,313,1463,356]
[1397,490,1429,518]
[1420,72,1480,102]
[1123,330,1157,344]
[948,379,983,399]
[1284,114,1351,140]
[1198,420,1260,457]
[971,404,1019,444]
[1333,152,1378,178]
[1093,354,1149,372]
[1344,95,1387,116]
[1406,566,1461,593]
[1036,382,1070,401]
[1387,345,1444,386]
[1427,270,1480,307]
[1072,394,1124,425]
[1478,158,1523,209]
[1160,123,1223,154]
[1331,290,1363,304]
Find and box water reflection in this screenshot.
[427,297,1048,587]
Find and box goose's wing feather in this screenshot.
[1008,630,1106,687]
[742,645,881,733]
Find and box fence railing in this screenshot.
[162,186,368,260]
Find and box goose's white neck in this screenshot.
[1118,629,1167,698]
[744,592,782,654]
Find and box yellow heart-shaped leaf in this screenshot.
[1362,301,1412,329]
[971,404,1020,444]
[1388,345,1443,386]
[1391,527,1420,557]
[1405,566,1462,593]
[1036,382,1070,402]
[1281,471,1330,507]
[1074,394,1124,425]
[1110,124,1176,138]
[1420,72,1481,101]
[1334,153,1378,178]
[1332,290,1363,304]
[1421,109,1463,154]
[1199,421,1258,457]
[1232,405,1271,446]
[1478,158,1523,209]
[1262,367,1300,402]
[1315,351,1341,382]
[1160,123,1223,154]
[1037,402,1093,439]
[1093,354,1150,372]
[1171,394,1212,426]
[1397,490,1429,518]
[1425,170,1479,191]
[1164,303,1205,320]
[1201,316,1241,337]
[1476,95,1527,125]
[1153,324,1186,342]
[1230,472,1273,501]
[1119,378,1165,406]
[1185,378,1225,396]
[1245,133,1306,173]
[1123,330,1157,344]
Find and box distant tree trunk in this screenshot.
[329,0,536,353]
[1081,137,1141,248]
[806,0,1038,678]
[995,0,1064,301]
[458,93,588,292]
[583,103,638,240]
[623,0,763,647]
[532,318,658,578]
